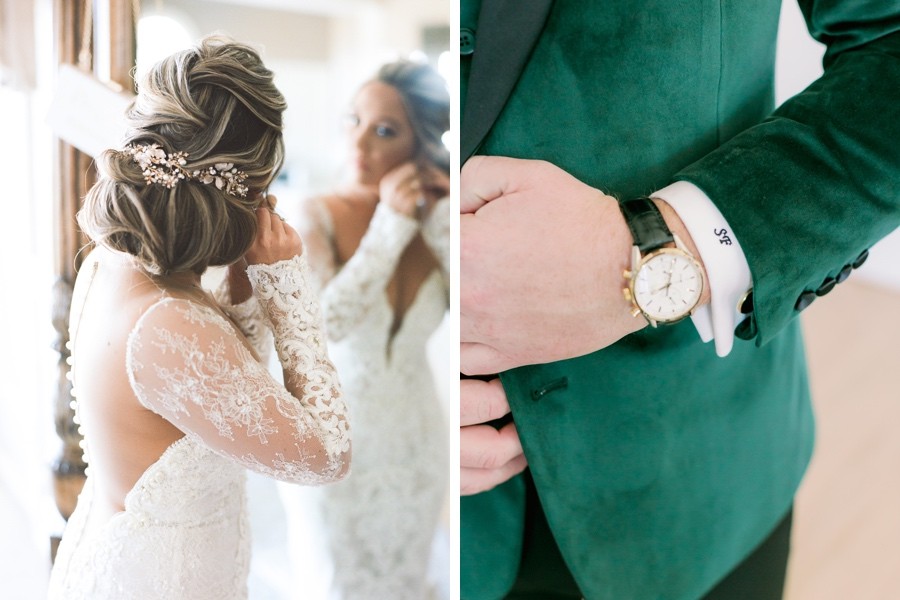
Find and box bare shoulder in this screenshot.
[298,193,340,223]
[312,192,353,222]
[79,247,227,343]
[301,191,375,233]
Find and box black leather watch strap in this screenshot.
[618,197,674,253]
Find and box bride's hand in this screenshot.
[381,162,449,219]
[245,194,304,265]
[380,162,421,218]
[418,163,450,203]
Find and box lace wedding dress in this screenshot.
[47,253,348,600]
[286,198,450,599]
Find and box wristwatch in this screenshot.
[619,197,704,327]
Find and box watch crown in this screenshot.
[623,288,632,302]
[623,269,632,279]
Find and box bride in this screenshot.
[47,36,349,599]
[288,59,450,599]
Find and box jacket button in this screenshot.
[835,263,853,283]
[737,289,754,314]
[815,277,836,296]
[460,28,476,55]
[735,315,758,340]
[794,290,817,311]
[852,248,869,269]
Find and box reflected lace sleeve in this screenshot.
[421,196,450,278]
[126,255,349,485]
[316,202,418,341]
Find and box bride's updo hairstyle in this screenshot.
[79,35,287,275]
[373,60,450,173]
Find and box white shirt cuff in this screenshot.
[652,181,752,357]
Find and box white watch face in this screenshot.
[633,249,703,322]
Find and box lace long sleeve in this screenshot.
[421,196,450,279]
[126,254,349,485]
[211,273,273,363]
[318,201,419,341]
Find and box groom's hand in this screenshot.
[460,156,645,375]
[460,378,526,496]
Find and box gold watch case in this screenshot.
[622,236,704,327]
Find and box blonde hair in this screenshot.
[79,35,287,275]
[374,60,450,173]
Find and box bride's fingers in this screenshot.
[416,166,449,202]
[256,204,287,234]
[247,206,301,264]
[421,163,449,184]
[261,194,288,224]
[270,209,287,231]
[256,205,272,233]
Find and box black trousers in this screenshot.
[505,473,793,600]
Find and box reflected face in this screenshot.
[346,81,417,186]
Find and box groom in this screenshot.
[460,1,900,599]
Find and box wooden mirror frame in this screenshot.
[50,0,135,560]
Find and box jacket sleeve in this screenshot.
[675,3,900,345]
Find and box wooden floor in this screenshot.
[785,280,900,599]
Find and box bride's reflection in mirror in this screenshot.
[134,2,452,598]
[286,57,450,599]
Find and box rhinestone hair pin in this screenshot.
[125,143,249,198]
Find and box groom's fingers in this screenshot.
[460,422,528,495]
[461,342,516,377]
[460,422,524,471]
[460,378,510,426]
[461,155,531,214]
[460,455,528,496]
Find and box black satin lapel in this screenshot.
[461,0,555,161]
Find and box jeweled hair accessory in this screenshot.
[125,143,249,198]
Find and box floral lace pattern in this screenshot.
[49,439,250,600]
[212,276,272,362]
[49,253,347,599]
[317,201,421,341]
[247,254,350,459]
[289,197,450,599]
[128,254,349,483]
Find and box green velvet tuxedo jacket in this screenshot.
[461,1,900,599]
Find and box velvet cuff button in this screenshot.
[815,277,836,296]
[835,263,853,283]
[794,290,817,311]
